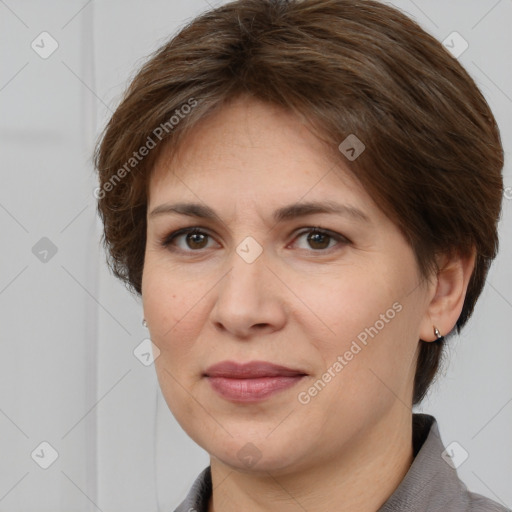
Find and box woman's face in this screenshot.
[142,95,434,474]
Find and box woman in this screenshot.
[94,0,507,510]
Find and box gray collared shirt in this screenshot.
[173,413,510,512]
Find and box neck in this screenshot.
[208,409,414,512]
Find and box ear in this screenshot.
[419,248,476,342]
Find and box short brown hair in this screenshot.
[94,0,504,405]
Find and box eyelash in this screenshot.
[159,226,351,254]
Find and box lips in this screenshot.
[203,360,307,402]
[204,360,307,378]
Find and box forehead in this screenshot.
[148,96,375,218]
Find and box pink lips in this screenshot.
[204,360,307,402]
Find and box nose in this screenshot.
[210,244,287,339]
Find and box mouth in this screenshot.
[203,360,308,403]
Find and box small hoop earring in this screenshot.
[142,318,148,328]
[433,326,443,341]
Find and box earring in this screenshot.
[433,326,443,341]
[142,318,148,328]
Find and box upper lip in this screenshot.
[204,360,307,378]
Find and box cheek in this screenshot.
[299,261,420,390]
[296,266,400,349]
[143,266,209,422]
[142,263,205,360]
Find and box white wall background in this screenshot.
[0,1,510,510]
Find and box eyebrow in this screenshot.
[149,200,370,224]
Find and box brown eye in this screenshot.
[160,228,216,252]
[306,230,331,250]
[185,231,209,249]
[293,227,349,252]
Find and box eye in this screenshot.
[160,227,216,252]
[291,227,350,252]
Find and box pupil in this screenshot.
[309,231,328,249]
[188,232,206,248]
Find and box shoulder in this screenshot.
[379,414,510,512]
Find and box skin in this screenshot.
[142,94,475,512]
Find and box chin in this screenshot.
[205,433,310,475]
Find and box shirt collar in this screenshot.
[377,413,468,512]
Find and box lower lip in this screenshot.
[206,375,305,402]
